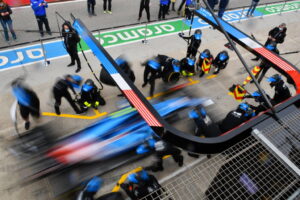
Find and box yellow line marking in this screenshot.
[163,155,171,159]
[112,167,143,192]
[206,74,218,79]
[93,109,101,115]
[188,77,194,82]
[42,111,107,119]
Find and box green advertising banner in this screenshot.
[256,1,300,15]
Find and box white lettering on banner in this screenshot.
[0,56,8,67]
[117,31,139,41]
[154,26,162,34]
[160,25,175,32]
[26,48,43,59]
[100,38,105,45]
[227,13,241,19]
[103,35,118,44]
[11,52,24,64]
[137,28,153,37]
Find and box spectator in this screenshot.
[158,0,169,20]
[0,0,16,41]
[218,0,229,18]
[87,0,96,16]
[30,0,51,37]
[138,0,150,22]
[177,0,186,15]
[103,0,112,14]
[246,0,260,17]
[168,0,176,12]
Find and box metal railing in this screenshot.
[140,114,300,199]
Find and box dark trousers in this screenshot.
[103,0,112,11]
[66,46,81,68]
[139,2,150,21]
[0,19,16,41]
[207,0,216,10]
[19,103,40,120]
[178,0,186,11]
[35,15,51,35]
[87,0,96,14]
[53,88,81,114]
[158,4,168,19]
[187,46,197,58]
[143,66,160,97]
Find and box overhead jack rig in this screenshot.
[71,5,300,154]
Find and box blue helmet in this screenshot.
[82,79,94,92]
[239,103,249,112]
[194,29,202,40]
[267,74,281,83]
[187,58,195,66]
[138,170,149,181]
[219,51,228,61]
[115,58,126,66]
[172,60,180,72]
[200,49,211,59]
[86,177,102,193]
[128,173,138,184]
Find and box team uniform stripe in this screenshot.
[111,74,131,90]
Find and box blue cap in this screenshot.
[148,60,161,70]
[128,173,138,184]
[194,33,202,40]
[82,84,93,92]
[219,53,228,61]
[115,58,126,66]
[252,91,261,97]
[12,87,31,107]
[187,58,195,66]
[86,177,102,193]
[239,103,249,111]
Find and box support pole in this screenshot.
[202,0,276,115]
